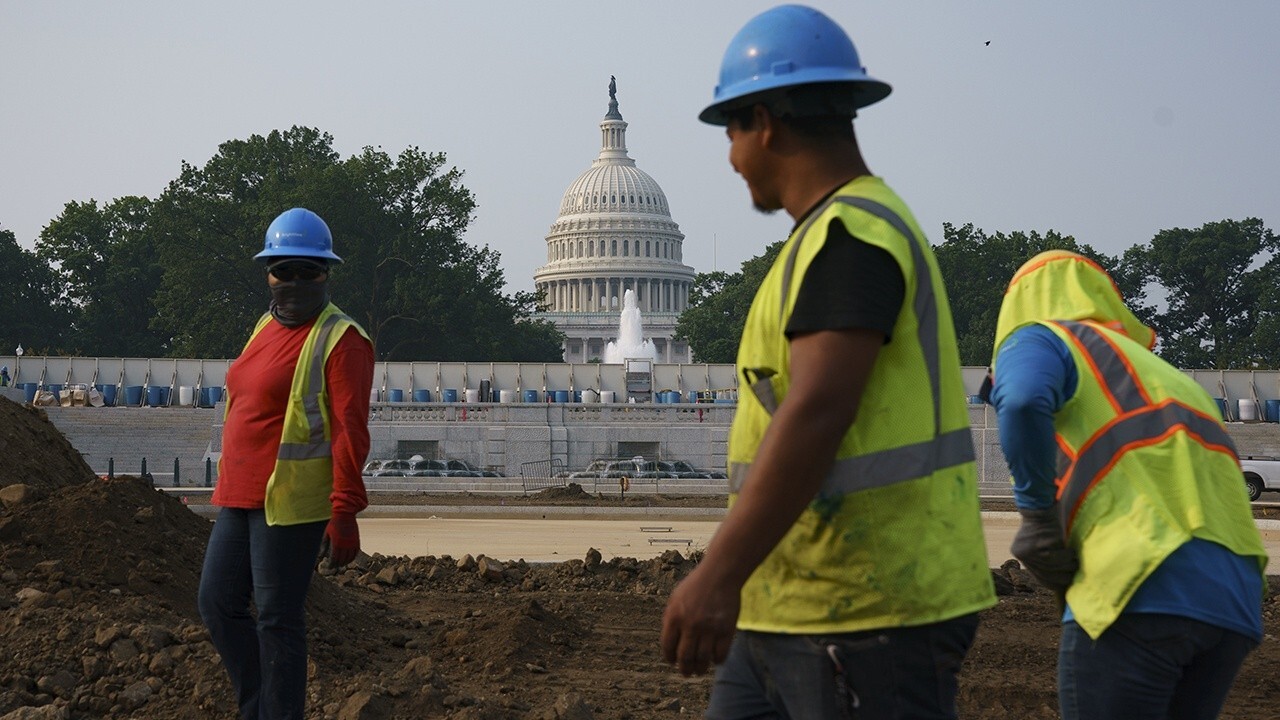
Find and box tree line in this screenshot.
[677,218,1280,369]
[0,127,564,362]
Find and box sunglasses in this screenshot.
[268,264,327,282]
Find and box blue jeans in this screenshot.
[1058,614,1257,720]
[706,614,979,719]
[198,508,327,720]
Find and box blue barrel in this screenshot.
[413,389,432,402]
[47,384,63,400]
[442,388,459,403]
[146,386,165,407]
[1213,397,1228,420]
[388,388,405,403]
[1266,399,1280,423]
[522,389,539,403]
[197,387,210,407]
[22,383,37,403]
[573,390,582,403]
[98,384,117,407]
[125,385,144,406]
[553,390,569,403]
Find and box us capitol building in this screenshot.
[532,79,696,363]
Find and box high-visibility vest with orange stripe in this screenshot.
[729,176,995,633]
[1037,319,1266,638]
[228,303,370,526]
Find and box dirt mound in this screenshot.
[1,399,1277,718]
[0,397,95,492]
[530,482,594,501]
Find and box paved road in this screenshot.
[358,513,1280,565]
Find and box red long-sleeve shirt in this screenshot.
[213,316,374,516]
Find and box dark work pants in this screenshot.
[706,614,979,719]
[198,508,327,720]
[1058,614,1256,720]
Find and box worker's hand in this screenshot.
[324,512,360,567]
[660,564,739,677]
[1011,507,1078,595]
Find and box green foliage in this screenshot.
[676,241,784,363]
[1125,218,1279,369]
[142,126,562,360]
[934,224,1147,365]
[36,197,169,357]
[0,227,72,356]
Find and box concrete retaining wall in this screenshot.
[31,398,1280,493]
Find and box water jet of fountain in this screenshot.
[603,289,657,363]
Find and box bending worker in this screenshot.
[987,249,1266,720]
[198,208,374,720]
[661,6,994,718]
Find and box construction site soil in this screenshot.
[0,396,1276,719]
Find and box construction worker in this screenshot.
[197,208,374,720]
[661,6,994,717]
[987,250,1266,720]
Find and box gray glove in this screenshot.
[1010,507,1078,596]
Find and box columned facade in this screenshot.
[533,81,696,363]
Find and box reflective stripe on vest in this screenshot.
[276,311,346,461]
[1051,320,1239,530]
[729,426,974,496]
[732,197,973,497]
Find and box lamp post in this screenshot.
[14,344,22,384]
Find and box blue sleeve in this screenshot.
[989,325,1077,510]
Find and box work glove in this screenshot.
[323,512,360,567]
[1010,507,1078,598]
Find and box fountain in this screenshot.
[603,289,657,363]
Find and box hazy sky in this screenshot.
[3,2,1277,294]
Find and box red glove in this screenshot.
[324,512,360,567]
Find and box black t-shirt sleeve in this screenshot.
[784,218,906,341]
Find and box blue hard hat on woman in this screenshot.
[254,208,343,263]
[699,4,891,125]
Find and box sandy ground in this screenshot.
[359,513,1280,564]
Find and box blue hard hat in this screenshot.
[699,4,891,126]
[254,208,343,263]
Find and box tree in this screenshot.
[1248,254,1280,369]
[36,197,169,357]
[147,127,562,360]
[934,224,1147,365]
[676,241,784,363]
[1126,218,1279,369]
[0,226,73,356]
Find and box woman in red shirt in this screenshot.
[198,208,374,720]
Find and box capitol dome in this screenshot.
[533,79,696,364]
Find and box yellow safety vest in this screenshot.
[228,303,370,526]
[730,176,995,633]
[1036,319,1267,638]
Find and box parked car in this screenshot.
[406,459,448,477]
[1239,455,1280,501]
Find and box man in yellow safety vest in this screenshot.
[987,249,1266,719]
[661,6,994,718]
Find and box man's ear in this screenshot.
[753,104,777,149]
